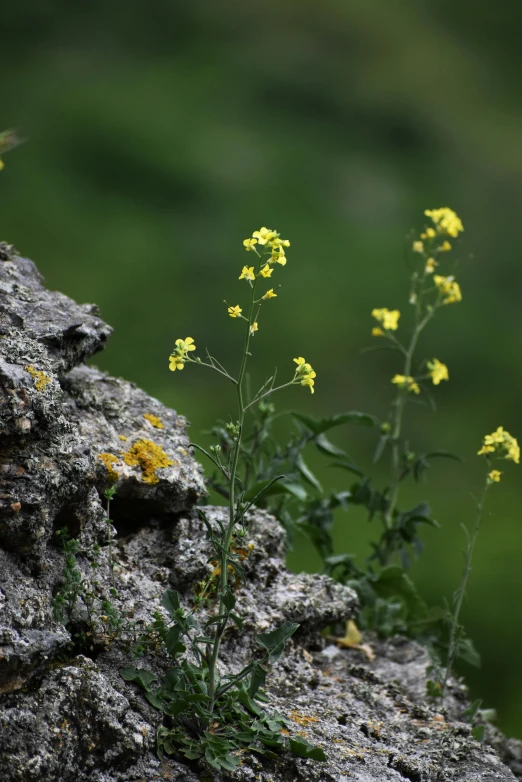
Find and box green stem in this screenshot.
[207,263,261,713]
[244,381,295,411]
[382,304,435,546]
[441,478,489,696]
[106,493,114,588]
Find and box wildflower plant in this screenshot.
[122,227,324,770]
[430,427,520,698]
[207,209,517,680]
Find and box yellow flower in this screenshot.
[372,327,384,337]
[262,288,277,300]
[271,247,287,266]
[488,470,502,483]
[427,358,449,385]
[424,207,464,238]
[301,375,315,394]
[425,258,437,274]
[413,241,424,253]
[175,337,196,355]
[227,305,242,318]
[478,427,520,464]
[252,227,277,245]
[259,264,273,278]
[270,236,290,249]
[372,308,400,331]
[438,240,452,252]
[433,275,462,304]
[239,265,255,281]
[169,354,185,371]
[391,375,420,394]
[293,357,316,394]
[250,321,258,335]
[243,238,257,251]
[0,159,4,171]
[420,227,436,240]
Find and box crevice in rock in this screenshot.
[105,494,173,537]
[52,501,84,540]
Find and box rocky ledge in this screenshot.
[0,244,521,781]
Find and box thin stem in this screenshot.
[190,358,237,384]
[244,381,295,411]
[441,477,489,696]
[207,253,263,713]
[106,492,114,587]
[383,304,436,538]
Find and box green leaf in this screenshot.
[463,699,482,722]
[230,612,244,630]
[244,478,305,503]
[375,566,428,616]
[426,680,443,699]
[163,698,190,717]
[222,589,236,612]
[296,454,322,493]
[165,626,186,657]
[330,460,364,477]
[292,411,378,435]
[145,690,164,709]
[289,736,326,761]
[161,589,181,618]
[120,667,158,691]
[243,475,285,510]
[314,433,346,457]
[256,621,299,663]
[249,662,267,699]
[456,637,481,668]
[471,725,485,742]
[424,449,463,463]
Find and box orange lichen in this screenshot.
[289,711,319,726]
[122,439,173,485]
[143,413,164,429]
[25,365,51,392]
[98,453,120,482]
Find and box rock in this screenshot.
[0,252,205,562]
[0,248,520,781]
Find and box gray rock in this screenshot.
[0,248,520,782]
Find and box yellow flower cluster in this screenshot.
[434,275,462,305]
[424,207,464,238]
[478,427,520,464]
[391,375,420,394]
[293,357,316,394]
[425,258,437,274]
[371,308,400,337]
[242,226,290,267]
[168,337,196,371]
[427,358,449,385]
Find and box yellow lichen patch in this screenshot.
[143,413,164,429]
[122,439,173,485]
[118,434,127,441]
[98,453,120,482]
[289,711,319,726]
[25,365,51,392]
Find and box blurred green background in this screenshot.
[2,0,522,737]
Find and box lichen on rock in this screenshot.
[0,249,521,781]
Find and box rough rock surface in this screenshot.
[1,246,521,781]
